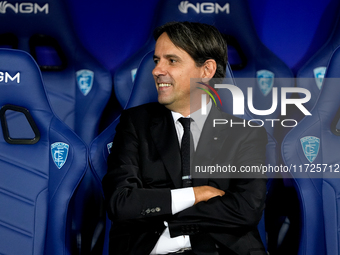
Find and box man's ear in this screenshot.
[202,59,217,81]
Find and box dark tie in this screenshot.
[179,118,218,254]
[178,117,194,187]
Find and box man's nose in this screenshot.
[152,61,166,77]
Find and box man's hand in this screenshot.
[193,186,225,204]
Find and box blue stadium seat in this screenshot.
[280,46,340,255]
[0,0,112,145]
[91,50,272,253]
[0,2,114,253]
[318,46,340,255]
[0,49,87,254]
[114,0,294,142]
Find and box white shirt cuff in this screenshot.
[150,224,191,254]
[171,187,195,215]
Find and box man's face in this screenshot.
[152,32,204,114]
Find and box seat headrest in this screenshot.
[313,45,340,119]
[0,1,113,144]
[155,0,257,46]
[0,0,76,52]
[0,48,50,111]
[151,0,260,71]
[114,0,293,111]
[296,11,340,111]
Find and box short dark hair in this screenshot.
[153,21,228,80]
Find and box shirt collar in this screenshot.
[171,100,212,132]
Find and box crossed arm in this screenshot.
[193,186,225,204]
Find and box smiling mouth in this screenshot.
[158,83,172,88]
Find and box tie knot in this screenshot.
[178,117,191,130]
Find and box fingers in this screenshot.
[193,186,225,204]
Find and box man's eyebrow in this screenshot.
[165,54,180,59]
[153,54,181,60]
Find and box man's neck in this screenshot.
[164,97,211,117]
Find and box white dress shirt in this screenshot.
[150,101,212,254]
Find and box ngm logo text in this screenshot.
[179,1,230,14]
[0,72,20,83]
[0,2,48,14]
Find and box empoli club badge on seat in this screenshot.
[313,67,326,90]
[131,68,137,83]
[107,142,113,154]
[51,142,70,169]
[257,70,274,96]
[300,136,320,163]
[76,69,94,96]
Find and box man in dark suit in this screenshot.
[102,22,268,255]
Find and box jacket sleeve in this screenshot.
[102,110,173,222]
[168,126,268,237]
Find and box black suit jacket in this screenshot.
[102,102,268,255]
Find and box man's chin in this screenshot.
[157,97,172,106]
[158,100,174,110]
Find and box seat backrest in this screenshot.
[281,106,325,254]
[296,11,340,113]
[114,0,294,141]
[92,50,275,181]
[0,0,112,145]
[91,50,273,253]
[0,49,87,255]
[317,46,340,255]
[280,47,340,255]
[124,49,278,166]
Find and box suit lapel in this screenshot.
[193,106,230,186]
[150,107,182,188]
